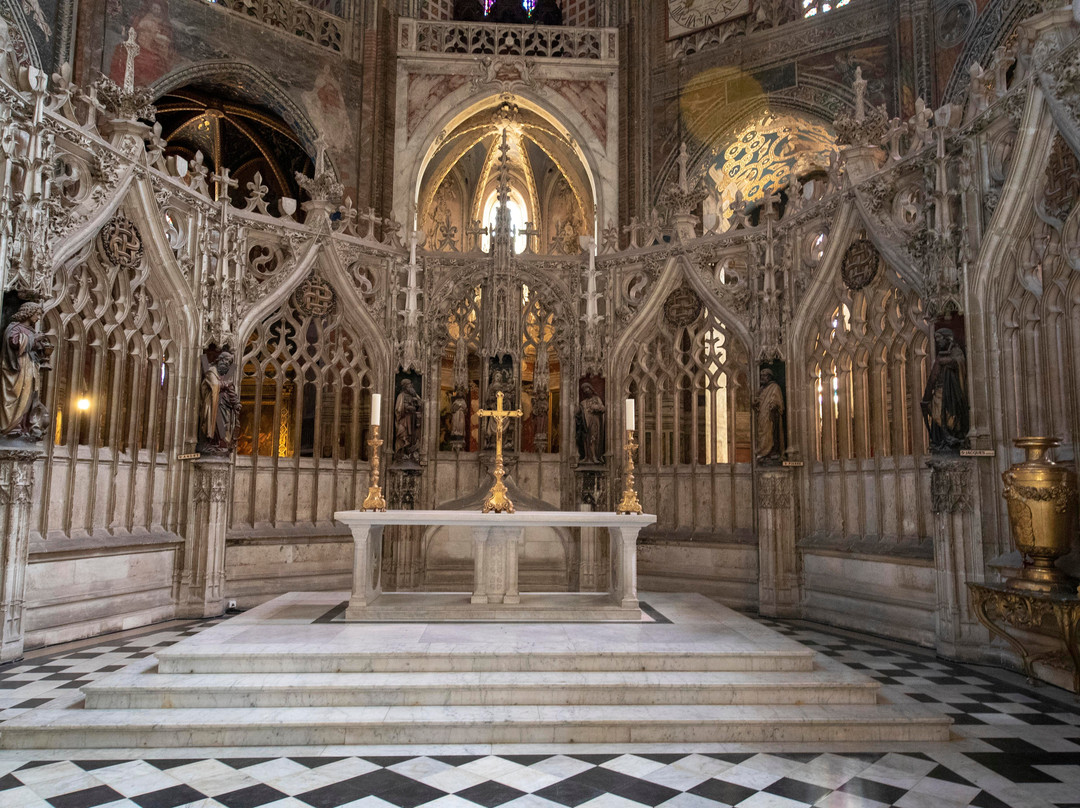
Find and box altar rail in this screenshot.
[399,18,617,61]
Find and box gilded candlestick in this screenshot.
[616,429,643,515]
[361,424,387,512]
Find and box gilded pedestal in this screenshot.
[968,582,1080,695]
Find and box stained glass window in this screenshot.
[802,0,851,17]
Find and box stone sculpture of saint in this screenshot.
[575,382,606,465]
[921,328,969,454]
[394,378,423,464]
[0,302,52,441]
[755,367,785,465]
[200,350,242,452]
[450,397,467,448]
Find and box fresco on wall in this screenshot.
[101,0,362,196]
[798,38,893,112]
[2,0,64,72]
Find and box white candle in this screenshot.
[625,399,635,432]
[371,393,382,426]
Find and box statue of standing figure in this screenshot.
[200,349,242,453]
[0,302,52,441]
[921,327,969,454]
[755,367,785,465]
[575,382,606,465]
[394,378,423,465]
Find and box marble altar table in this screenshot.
[334,510,657,621]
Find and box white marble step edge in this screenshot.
[82,668,881,709]
[154,647,816,674]
[0,704,953,748]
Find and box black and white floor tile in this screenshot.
[1,616,1079,808]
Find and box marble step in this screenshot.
[82,668,880,709]
[0,704,952,748]
[154,645,815,674]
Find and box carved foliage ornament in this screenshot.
[663,284,703,328]
[99,215,144,269]
[757,473,793,509]
[841,238,881,291]
[1042,136,1080,222]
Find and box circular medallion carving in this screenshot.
[294,275,336,317]
[936,0,976,49]
[841,238,881,291]
[663,284,703,328]
[99,215,144,269]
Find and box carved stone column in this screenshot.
[179,458,232,618]
[0,447,41,662]
[756,468,800,618]
[928,457,989,660]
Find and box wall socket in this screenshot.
[227,600,237,610]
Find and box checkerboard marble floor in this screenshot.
[1,614,1079,808]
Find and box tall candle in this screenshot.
[625,399,635,432]
[371,393,382,426]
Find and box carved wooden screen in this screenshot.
[627,307,750,467]
[808,271,930,462]
[233,280,374,526]
[40,214,181,539]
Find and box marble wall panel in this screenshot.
[23,547,179,648]
[638,540,759,609]
[225,535,352,606]
[800,551,936,646]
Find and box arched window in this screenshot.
[802,0,851,17]
[807,267,929,462]
[627,297,750,467]
[481,190,529,254]
[40,212,181,539]
[237,279,374,461]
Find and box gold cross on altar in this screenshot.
[478,391,523,513]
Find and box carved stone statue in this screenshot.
[450,396,467,449]
[394,378,423,464]
[755,367,785,465]
[200,349,242,453]
[921,328,969,454]
[575,382,606,465]
[0,302,52,441]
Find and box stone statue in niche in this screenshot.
[449,397,468,450]
[199,348,242,454]
[0,302,53,441]
[394,377,423,466]
[576,381,606,465]
[755,366,785,466]
[921,327,970,454]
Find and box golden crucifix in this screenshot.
[478,391,523,513]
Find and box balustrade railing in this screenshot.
[202,0,355,55]
[399,17,617,61]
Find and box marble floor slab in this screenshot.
[0,606,1078,806]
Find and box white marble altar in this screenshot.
[334,510,656,621]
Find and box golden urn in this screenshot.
[1002,437,1079,595]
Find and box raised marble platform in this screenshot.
[0,592,952,748]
